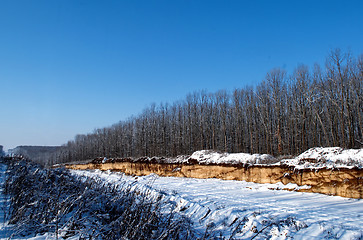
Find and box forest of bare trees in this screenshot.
[47,50,363,166]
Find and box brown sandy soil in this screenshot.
[65,161,363,199]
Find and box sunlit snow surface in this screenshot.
[1,163,362,239]
[280,147,363,169]
[136,147,363,169]
[71,170,363,240]
[188,150,276,165]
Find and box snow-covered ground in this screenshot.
[1,160,362,239]
[187,147,363,168]
[0,164,79,240]
[280,147,363,169]
[71,169,363,240]
[0,164,11,239]
[113,147,363,169]
[188,150,276,165]
[0,164,43,239]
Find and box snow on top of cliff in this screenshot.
[280,147,363,169]
[188,150,276,165]
[95,147,362,168]
[178,147,363,168]
[136,150,277,165]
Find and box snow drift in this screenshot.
[188,147,363,168]
[280,147,363,169]
[94,147,363,169]
[188,150,277,165]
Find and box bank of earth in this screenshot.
[65,162,363,199]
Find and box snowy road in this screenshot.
[74,170,363,239]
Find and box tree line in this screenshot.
[47,49,363,166]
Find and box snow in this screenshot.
[0,163,80,240]
[2,147,363,239]
[0,164,11,239]
[121,150,276,165]
[111,147,362,169]
[1,159,362,239]
[188,150,276,165]
[71,169,363,239]
[280,147,363,169]
[181,147,363,168]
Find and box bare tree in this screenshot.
[48,50,363,165]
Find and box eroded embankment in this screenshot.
[65,162,363,199]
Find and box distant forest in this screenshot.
[47,49,362,166]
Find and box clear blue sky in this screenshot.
[1,0,363,151]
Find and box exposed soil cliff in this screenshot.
[65,162,363,199]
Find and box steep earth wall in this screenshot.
[65,162,363,199]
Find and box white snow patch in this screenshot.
[70,170,363,239]
[84,147,363,169]
[130,147,363,168]
[281,147,363,169]
[188,150,276,165]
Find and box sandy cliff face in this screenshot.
[65,162,363,199]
